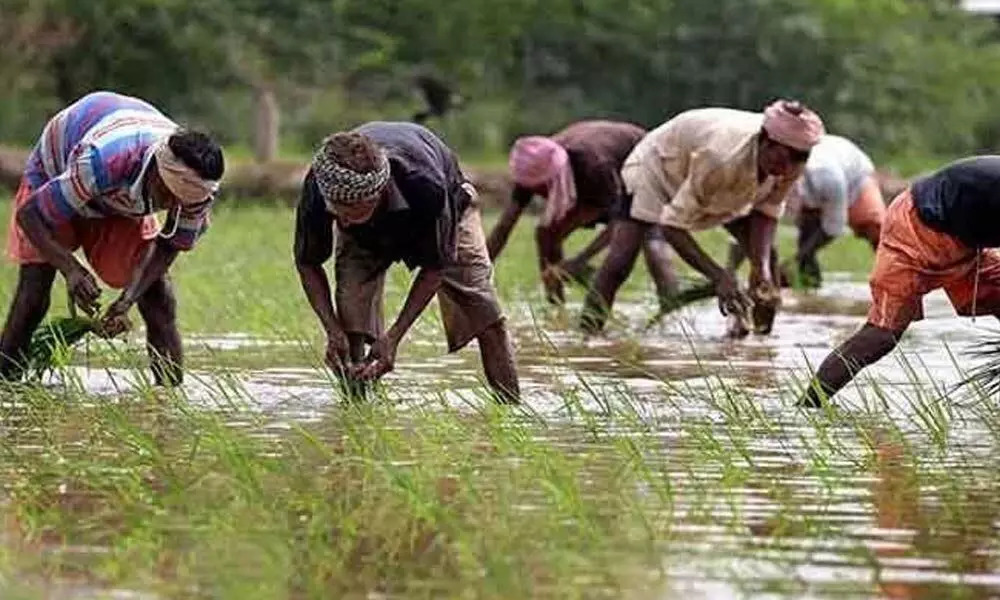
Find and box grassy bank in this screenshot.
[0,201,876,338]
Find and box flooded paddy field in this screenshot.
[0,204,997,599]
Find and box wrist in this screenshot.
[709,265,731,284]
[325,322,344,340]
[385,326,403,347]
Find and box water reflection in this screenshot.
[4,277,1000,598]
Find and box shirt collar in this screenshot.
[129,143,159,205]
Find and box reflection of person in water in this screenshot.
[412,74,465,125]
[872,433,919,599]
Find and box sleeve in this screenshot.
[25,143,106,227]
[162,199,212,251]
[809,168,849,237]
[293,172,336,266]
[22,146,48,191]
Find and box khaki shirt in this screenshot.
[623,108,800,231]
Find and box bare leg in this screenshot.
[799,323,901,407]
[0,264,57,380]
[566,227,612,271]
[476,319,519,403]
[580,219,648,333]
[642,227,680,299]
[137,276,183,386]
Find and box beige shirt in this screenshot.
[623,107,800,231]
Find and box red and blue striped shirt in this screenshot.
[22,91,210,251]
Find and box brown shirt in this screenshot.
[513,120,646,221]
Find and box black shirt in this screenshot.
[294,122,470,270]
[912,156,1000,249]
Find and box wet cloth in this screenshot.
[6,180,157,288]
[623,108,800,231]
[334,200,503,352]
[867,189,1000,331]
[13,91,211,252]
[511,121,645,226]
[795,135,879,237]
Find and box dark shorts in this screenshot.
[334,205,505,352]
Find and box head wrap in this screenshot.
[509,136,577,226]
[311,135,392,209]
[762,100,825,152]
[153,139,220,205]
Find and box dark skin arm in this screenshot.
[660,224,748,314]
[16,202,100,314]
[800,323,900,407]
[296,261,350,370]
[537,204,606,303]
[746,210,778,288]
[486,201,525,260]
[358,267,443,380]
[795,209,834,265]
[99,239,180,336]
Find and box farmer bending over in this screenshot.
[802,157,1000,407]
[487,121,679,305]
[0,91,224,385]
[729,134,885,287]
[582,101,825,337]
[294,122,519,402]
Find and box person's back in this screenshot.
[29,92,170,181]
[340,122,469,270]
[801,155,1000,407]
[802,135,874,206]
[912,156,1000,249]
[549,120,645,208]
[627,108,764,190]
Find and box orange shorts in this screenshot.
[847,175,886,234]
[6,180,159,289]
[867,188,1000,331]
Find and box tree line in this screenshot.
[1,0,998,168]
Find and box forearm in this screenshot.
[661,225,725,282]
[15,205,81,275]
[386,268,443,344]
[797,229,833,263]
[486,204,524,260]
[535,225,564,272]
[117,239,179,307]
[747,212,778,281]
[568,227,612,265]
[296,262,343,337]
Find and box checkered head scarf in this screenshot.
[311,134,392,209]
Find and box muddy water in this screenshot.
[26,275,1000,598]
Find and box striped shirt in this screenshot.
[22,91,211,251]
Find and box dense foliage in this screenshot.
[1,0,998,164]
